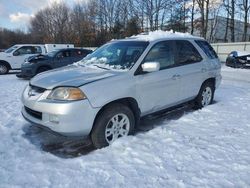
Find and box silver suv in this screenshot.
[21,32,221,148]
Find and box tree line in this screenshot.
[1,0,250,49]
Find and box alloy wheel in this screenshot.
[201,86,212,106]
[105,113,130,144]
[0,64,7,74]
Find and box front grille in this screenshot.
[25,106,42,120]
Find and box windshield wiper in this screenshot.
[93,64,110,70]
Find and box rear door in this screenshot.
[174,40,204,101]
[55,50,72,67]
[71,49,86,62]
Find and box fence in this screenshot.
[211,42,250,62]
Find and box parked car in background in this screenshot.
[0,44,74,74]
[21,31,221,149]
[16,48,92,79]
[226,51,250,68]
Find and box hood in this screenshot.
[230,51,250,57]
[30,65,123,89]
[0,52,8,57]
[27,54,48,62]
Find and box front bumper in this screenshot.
[16,66,36,79]
[21,85,100,137]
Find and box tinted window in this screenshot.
[175,40,202,65]
[72,49,90,56]
[144,41,175,70]
[195,40,218,59]
[34,46,42,54]
[56,50,71,58]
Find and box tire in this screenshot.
[0,63,9,75]
[91,103,135,149]
[194,81,215,109]
[36,66,50,74]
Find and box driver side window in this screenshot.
[144,41,175,70]
[13,46,41,56]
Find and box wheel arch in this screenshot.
[0,60,11,69]
[93,97,141,130]
[202,77,216,89]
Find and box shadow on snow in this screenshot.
[21,101,218,158]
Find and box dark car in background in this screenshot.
[16,48,92,78]
[226,51,250,68]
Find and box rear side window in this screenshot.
[175,40,203,65]
[56,50,71,58]
[195,40,218,59]
[73,49,84,56]
[34,46,42,54]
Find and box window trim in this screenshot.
[195,40,218,59]
[135,39,203,75]
[174,40,203,66]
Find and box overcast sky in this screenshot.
[0,0,81,31]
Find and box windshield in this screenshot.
[5,45,19,53]
[78,41,149,71]
[47,49,60,57]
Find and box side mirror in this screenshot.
[141,62,160,73]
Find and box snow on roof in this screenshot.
[126,30,203,41]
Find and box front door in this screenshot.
[11,46,42,69]
[135,41,182,115]
[55,50,72,67]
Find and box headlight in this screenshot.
[47,87,87,101]
[238,59,246,64]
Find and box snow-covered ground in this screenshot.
[1,66,250,188]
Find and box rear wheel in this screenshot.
[194,81,215,109]
[0,63,9,75]
[91,103,135,149]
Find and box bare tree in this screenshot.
[239,0,250,41]
[134,0,171,31]
[196,0,210,38]
[30,2,71,43]
[230,0,235,42]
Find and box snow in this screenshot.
[74,57,128,72]
[128,30,203,41]
[1,65,250,187]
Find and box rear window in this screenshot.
[195,40,218,59]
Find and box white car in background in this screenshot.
[0,44,74,74]
[21,31,221,148]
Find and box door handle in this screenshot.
[172,74,181,80]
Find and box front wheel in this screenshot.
[0,63,9,75]
[194,81,215,109]
[91,103,135,149]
